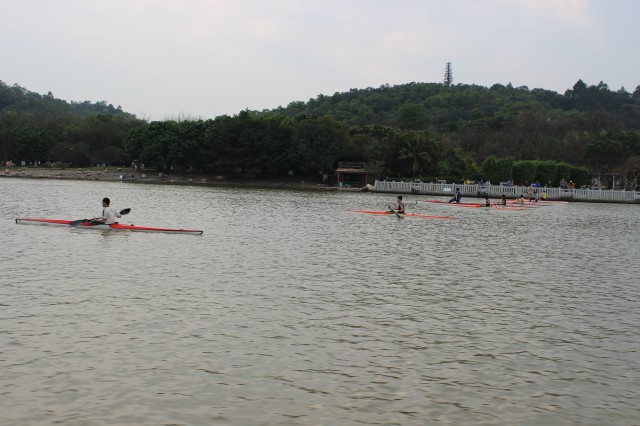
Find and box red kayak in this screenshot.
[418,200,527,211]
[15,218,203,235]
[346,210,458,220]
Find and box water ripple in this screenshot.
[1,179,640,424]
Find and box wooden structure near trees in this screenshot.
[336,162,369,188]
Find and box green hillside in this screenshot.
[0,81,135,117]
[0,81,145,166]
[1,78,639,188]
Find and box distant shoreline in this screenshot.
[0,167,345,191]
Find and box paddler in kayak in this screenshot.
[515,194,526,205]
[483,196,491,207]
[498,194,507,206]
[392,195,406,214]
[92,197,122,224]
[449,188,462,203]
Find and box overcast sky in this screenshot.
[1,0,638,120]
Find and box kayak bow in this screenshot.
[15,218,203,235]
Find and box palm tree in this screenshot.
[398,133,432,177]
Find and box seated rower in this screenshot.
[498,194,507,206]
[484,196,491,207]
[92,197,122,224]
[394,195,406,214]
[449,188,462,204]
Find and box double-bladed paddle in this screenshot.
[69,208,131,227]
[387,205,403,219]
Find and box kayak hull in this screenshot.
[15,218,203,235]
[418,200,528,211]
[346,210,458,220]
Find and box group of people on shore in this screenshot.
[495,179,571,189]
[558,178,576,189]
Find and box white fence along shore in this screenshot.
[371,181,640,203]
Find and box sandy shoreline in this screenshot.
[0,167,350,191]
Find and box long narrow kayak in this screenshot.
[15,218,203,235]
[508,201,554,207]
[459,204,528,211]
[346,210,458,220]
[418,200,527,211]
[533,200,569,204]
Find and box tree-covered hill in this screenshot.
[272,80,640,131]
[0,80,145,166]
[265,80,640,187]
[0,81,135,118]
[2,78,639,189]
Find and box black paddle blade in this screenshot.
[387,205,402,218]
[119,208,131,215]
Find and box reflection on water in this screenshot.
[1,178,640,425]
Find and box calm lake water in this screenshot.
[1,177,639,425]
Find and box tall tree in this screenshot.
[398,132,433,177]
[396,103,429,130]
[443,62,453,87]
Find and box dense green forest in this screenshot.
[1,78,640,188]
[0,81,144,167]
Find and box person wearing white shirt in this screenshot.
[92,198,121,224]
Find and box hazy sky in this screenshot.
[1,0,638,120]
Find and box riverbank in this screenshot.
[0,167,346,191]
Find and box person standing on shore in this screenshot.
[92,198,121,224]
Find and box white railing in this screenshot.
[372,181,640,203]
